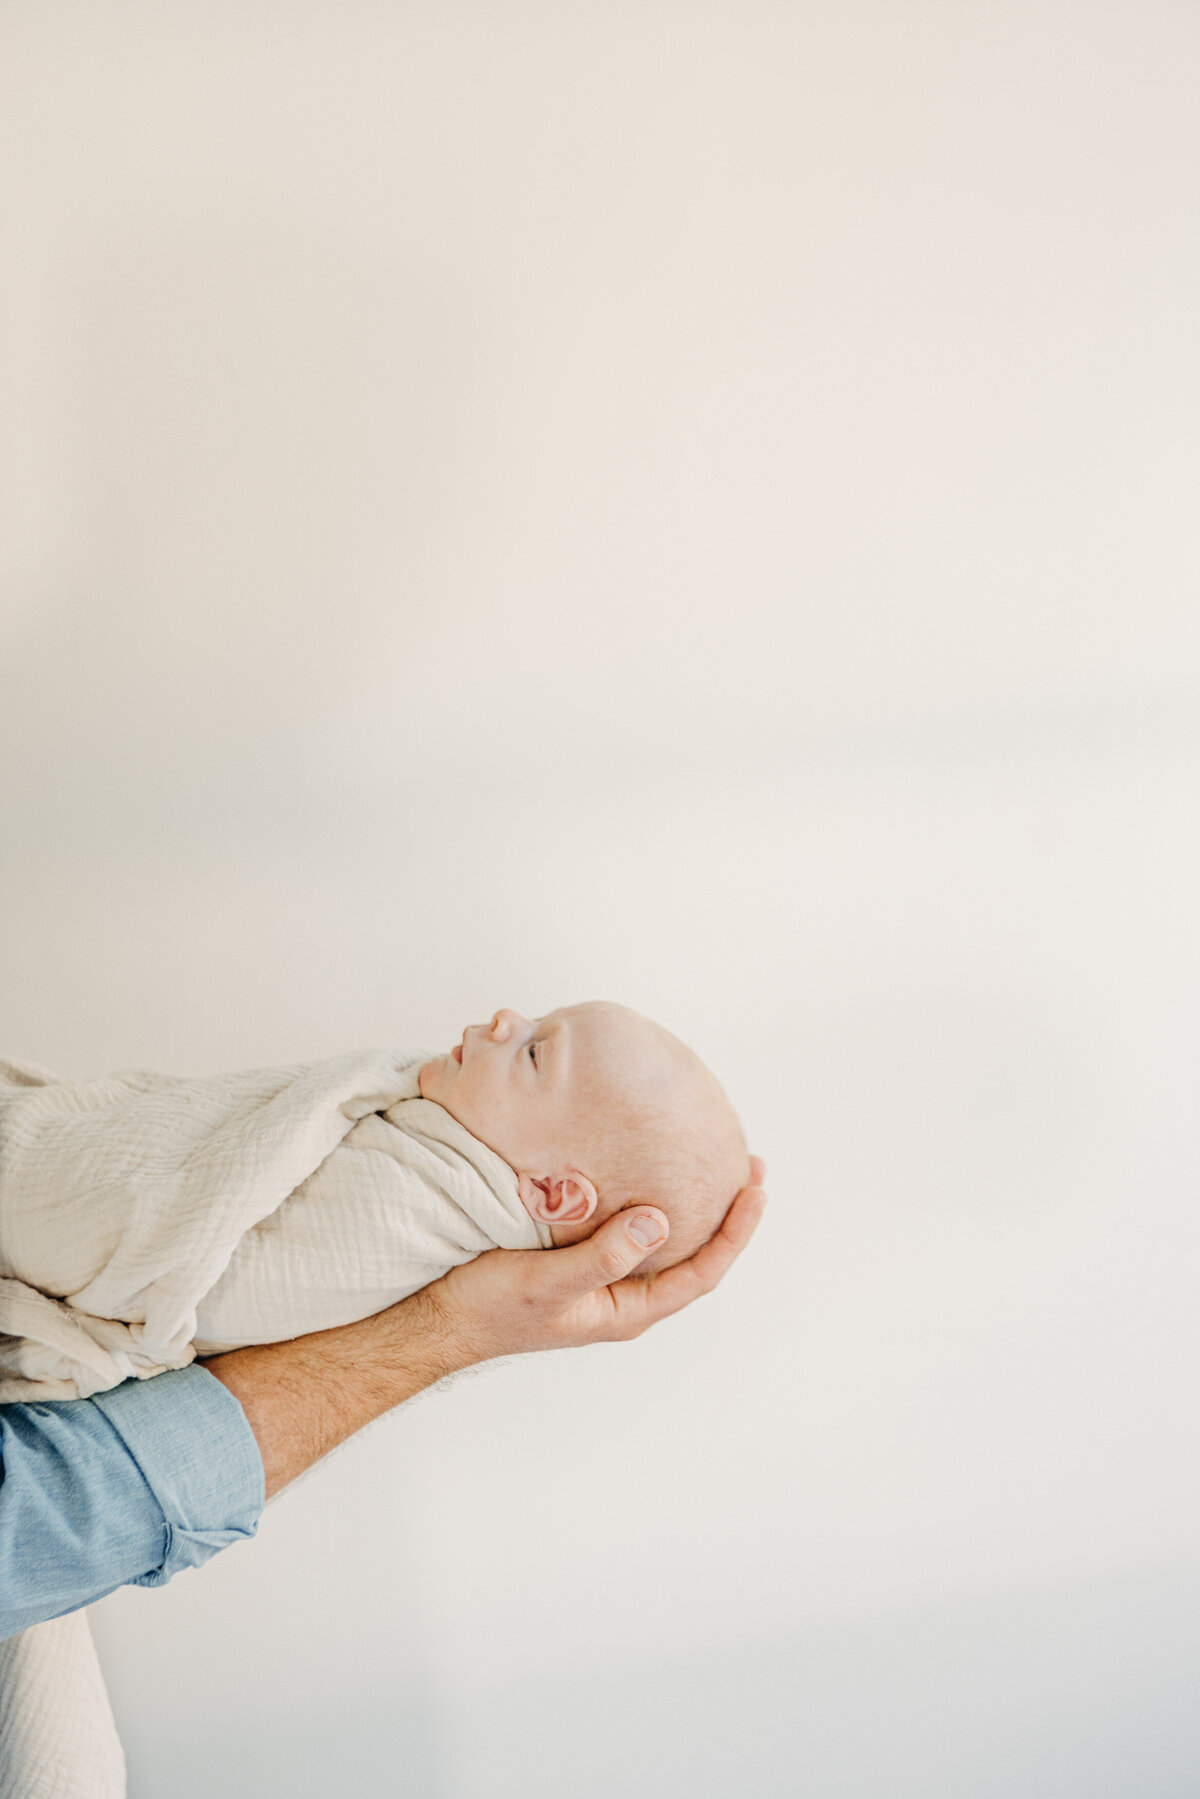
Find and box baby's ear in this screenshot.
[518,1169,598,1224]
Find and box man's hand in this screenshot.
[205,1158,766,1499]
[424,1154,769,1365]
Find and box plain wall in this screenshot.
[1,4,1198,1794]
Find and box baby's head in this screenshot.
[419,1002,749,1274]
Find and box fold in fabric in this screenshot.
[0,1050,548,1401]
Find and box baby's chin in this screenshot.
[418,1058,469,1129]
[417,1055,450,1101]
[417,1054,471,1123]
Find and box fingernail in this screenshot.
[628,1215,665,1248]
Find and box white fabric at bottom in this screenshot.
[0,1614,125,1799]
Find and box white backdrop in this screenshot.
[2,5,1198,1795]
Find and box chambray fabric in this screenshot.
[0,1365,264,1640]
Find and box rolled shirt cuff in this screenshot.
[91,1365,265,1586]
[0,1365,265,1638]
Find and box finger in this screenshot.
[749,1153,767,1186]
[536,1207,672,1300]
[673,1182,766,1291]
[618,1184,766,1331]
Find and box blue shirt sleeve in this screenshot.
[0,1365,265,1639]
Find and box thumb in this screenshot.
[548,1207,671,1297]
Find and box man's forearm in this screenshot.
[203,1176,765,1502]
[202,1285,467,1500]
[1,1185,761,1634]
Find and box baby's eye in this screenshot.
[527,1042,538,1065]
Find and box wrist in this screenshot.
[360,1282,476,1392]
[389,1277,494,1380]
[201,1286,484,1500]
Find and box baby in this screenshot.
[418,1002,749,1276]
[0,1003,748,1401]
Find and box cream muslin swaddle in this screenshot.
[0,1049,548,1398]
[0,1048,550,1797]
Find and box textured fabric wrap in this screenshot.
[0,1051,548,1402]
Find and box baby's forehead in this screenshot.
[546,1000,660,1048]
[547,1002,685,1084]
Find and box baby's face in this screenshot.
[419,1002,660,1180]
[421,1001,749,1271]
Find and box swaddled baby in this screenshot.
[0,1003,748,1401]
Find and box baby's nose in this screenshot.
[489,1008,527,1042]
